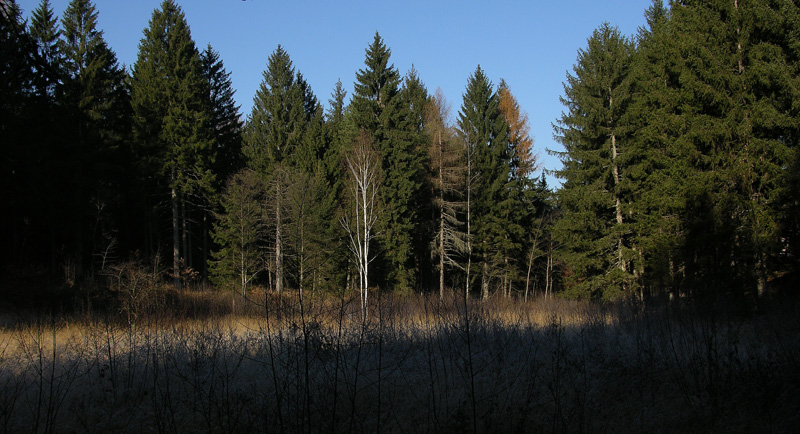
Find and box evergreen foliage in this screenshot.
[201,44,243,188]
[242,45,327,293]
[4,0,799,306]
[351,33,427,293]
[29,0,60,97]
[457,66,518,299]
[131,0,211,287]
[553,24,635,300]
[210,168,264,295]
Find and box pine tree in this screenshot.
[553,23,635,300]
[131,0,211,288]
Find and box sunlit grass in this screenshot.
[0,289,797,433]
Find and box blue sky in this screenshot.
[18,0,654,186]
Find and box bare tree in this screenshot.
[340,131,382,321]
[427,89,468,300]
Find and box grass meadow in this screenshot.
[0,286,798,434]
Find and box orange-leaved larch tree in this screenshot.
[498,81,536,179]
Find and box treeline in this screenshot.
[554,0,800,302]
[1,0,797,305]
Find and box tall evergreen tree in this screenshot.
[29,0,61,98]
[350,33,426,292]
[664,0,799,299]
[201,44,243,185]
[210,168,265,295]
[54,0,129,278]
[625,0,687,298]
[242,45,317,293]
[397,66,431,290]
[200,43,242,280]
[131,0,211,288]
[457,66,515,299]
[553,23,635,300]
[1,0,45,270]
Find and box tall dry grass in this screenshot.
[0,289,798,433]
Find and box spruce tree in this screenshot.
[665,0,799,299]
[210,169,265,295]
[242,45,318,293]
[30,0,61,98]
[200,43,242,280]
[553,24,635,300]
[131,0,211,288]
[397,66,431,290]
[201,44,243,185]
[625,0,687,297]
[457,66,515,299]
[1,0,44,268]
[56,0,129,278]
[497,80,536,296]
[351,33,425,292]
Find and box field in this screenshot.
[1,289,798,434]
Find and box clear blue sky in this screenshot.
[18,0,653,186]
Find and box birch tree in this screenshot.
[341,131,382,321]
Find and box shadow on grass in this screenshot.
[0,291,798,433]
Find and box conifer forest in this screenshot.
[1,1,800,433]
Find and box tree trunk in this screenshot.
[481,260,489,301]
[202,211,208,282]
[171,171,181,290]
[182,196,189,271]
[465,147,472,300]
[439,160,445,300]
[276,181,283,293]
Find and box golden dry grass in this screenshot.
[0,290,797,433]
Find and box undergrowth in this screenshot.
[0,289,797,433]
